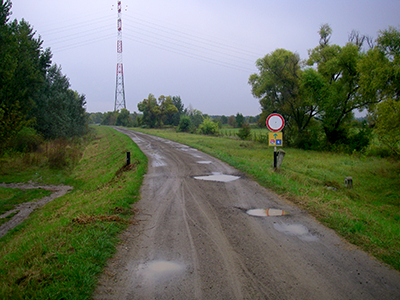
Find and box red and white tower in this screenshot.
[114,0,126,111]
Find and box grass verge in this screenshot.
[0,126,147,299]
[132,127,400,271]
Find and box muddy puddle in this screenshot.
[196,161,212,164]
[194,173,240,182]
[138,260,185,280]
[274,223,319,241]
[246,208,289,217]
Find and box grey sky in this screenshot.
[10,0,400,116]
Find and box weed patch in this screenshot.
[72,214,135,225]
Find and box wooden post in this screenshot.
[127,152,130,166]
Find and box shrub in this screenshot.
[237,124,251,140]
[10,127,43,153]
[198,117,219,135]
[177,116,191,132]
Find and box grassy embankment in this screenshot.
[133,127,400,271]
[0,126,147,299]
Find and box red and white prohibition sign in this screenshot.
[266,113,285,132]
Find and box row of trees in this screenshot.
[136,94,257,132]
[249,24,400,154]
[0,0,87,153]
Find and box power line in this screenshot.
[34,8,261,73]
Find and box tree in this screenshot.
[171,95,184,126]
[358,26,400,105]
[235,113,244,128]
[358,26,400,156]
[88,112,104,124]
[101,111,118,126]
[249,48,317,138]
[158,95,178,126]
[116,108,132,127]
[374,99,400,156]
[0,5,52,150]
[33,65,87,138]
[220,115,228,125]
[306,24,372,145]
[137,94,161,127]
[186,105,203,127]
[227,115,236,127]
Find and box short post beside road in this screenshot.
[127,151,130,166]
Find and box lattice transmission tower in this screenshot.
[114,0,126,111]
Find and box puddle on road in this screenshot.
[194,173,240,182]
[196,161,212,164]
[247,208,289,217]
[139,260,185,280]
[273,223,319,241]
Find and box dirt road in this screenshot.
[94,128,400,299]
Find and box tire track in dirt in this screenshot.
[0,183,73,238]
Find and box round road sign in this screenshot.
[266,113,285,132]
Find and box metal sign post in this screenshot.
[266,114,285,169]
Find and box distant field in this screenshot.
[220,127,269,142]
[132,127,400,271]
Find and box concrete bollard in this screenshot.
[345,176,353,189]
[276,149,286,169]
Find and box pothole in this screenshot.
[194,173,240,182]
[196,161,212,164]
[246,208,289,217]
[139,260,185,279]
[273,223,318,241]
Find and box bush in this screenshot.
[237,124,251,140]
[10,127,43,153]
[177,116,191,132]
[198,117,219,135]
[347,125,371,152]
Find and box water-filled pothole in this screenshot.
[273,223,318,241]
[246,208,289,217]
[194,173,240,182]
[196,161,213,164]
[139,260,185,279]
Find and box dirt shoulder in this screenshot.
[94,128,400,300]
[0,183,73,238]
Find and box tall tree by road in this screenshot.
[248,48,317,138]
[0,0,51,150]
[306,24,374,145]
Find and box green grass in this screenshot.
[0,126,147,299]
[132,127,400,271]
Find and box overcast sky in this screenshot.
[10,0,400,116]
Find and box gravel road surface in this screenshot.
[94,128,400,299]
